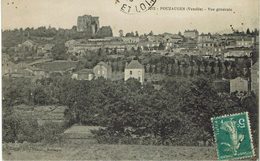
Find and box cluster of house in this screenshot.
[211,60,258,97]
[3,49,258,98]
[3,55,145,84]
[4,27,257,65]
[72,60,145,84]
[6,40,55,60]
[65,30,257,61]
[67,14,257,61]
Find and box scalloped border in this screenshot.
[211,112,256,160]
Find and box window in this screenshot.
[98,70,100,74]
[130,71,132,75]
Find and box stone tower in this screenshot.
[77,15,100,34]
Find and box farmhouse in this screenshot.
[17,40,38,52]
[230,77,249,93]
[93,61,112,80]
[72,69,94,81]
[124,59,145,84]
[32,60,79,76]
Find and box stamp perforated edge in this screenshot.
[211,112,256,160]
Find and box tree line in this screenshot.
[3,75,258,146]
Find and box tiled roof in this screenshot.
[34,60,79,72]
[77,69,93,74]
[125,60,144,69]
[23,40,36,45]
[96,61,110,69]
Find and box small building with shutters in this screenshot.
[230,77,249,93]
[93,61,112,80]
[124,60,145,84]
[71,69,94,81]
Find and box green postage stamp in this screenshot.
[211,112,255,160]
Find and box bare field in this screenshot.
[3,143,218,160]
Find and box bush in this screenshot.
[3,111,65,143]
[88,77,257,146]
[17,118,41,143]
[3,112,21,143]
[38,122,64,143]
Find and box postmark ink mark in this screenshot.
[211,112,255,160]
[116,0,157,14]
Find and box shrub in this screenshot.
[3,112,21,143]
[3,111,65,144]
[38,122,65,143]
[17,118,41,143]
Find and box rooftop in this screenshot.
[125,60,144,69]
[34,60,79,72]
[76,68,94,74]
[95,61,111,69]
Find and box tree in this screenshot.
[136,46,142,55]
[70,26,77,32]
[181,77,242,141]
[182,62,189,77]
[158,43,165,50]
[171,64,175,76]
[196,60,202,75]
[33,84,52,105]
[224,60,230,78]
[52,42,68,60]
[230,61,238,79]
[217,59,223,76]
[135,31,139,37]
[148,31,154,36]
[119,30,124,37]
[3,112,21,142]
[209,61,216,75]
[176,61,181,75]
[203,60,209,73]
[246,28,251,35]
[190,60,195,77]
[251,48,258,65]
[125,32,135,37]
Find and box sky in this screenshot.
[2,0,259,35]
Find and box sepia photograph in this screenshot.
[1,0,259,160]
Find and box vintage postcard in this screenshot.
[2,0,259,160]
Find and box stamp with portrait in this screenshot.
[211,112,255,160]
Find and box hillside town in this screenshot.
[2,14,259,96]
[2,14,259,160]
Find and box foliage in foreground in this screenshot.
[2,76,258,145]
[3,108,64,143]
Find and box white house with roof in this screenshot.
[236,37,254,48]
[71,69,94,81]
[230,77,249,93]
[183,30,199,39]
[17,40,38,52]
[124,60,145,84]
[93,61,112,79]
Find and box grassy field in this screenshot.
[3,143,219,160]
